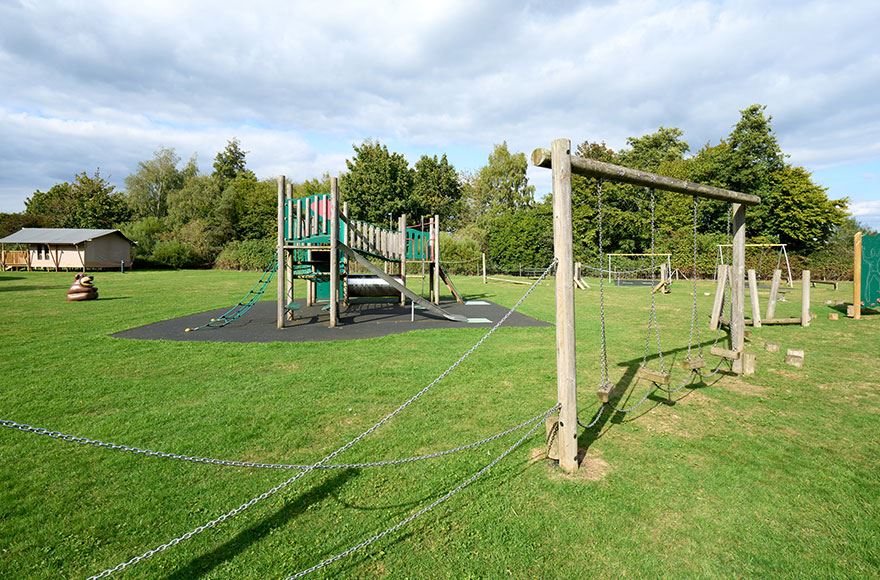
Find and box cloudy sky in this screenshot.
[1,0,878,227]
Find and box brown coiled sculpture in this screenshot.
[67,273,98,301]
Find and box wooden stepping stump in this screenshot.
[785,349,805,368]
[765,342,780,353]
[710,346,741,360]
[636,366,670,385]
[596,381,614,403]
[828,312,839,320]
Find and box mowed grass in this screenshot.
[0,269,878,578]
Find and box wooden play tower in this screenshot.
[275,176,465,329]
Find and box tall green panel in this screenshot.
[861,233,880,307]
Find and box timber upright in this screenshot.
[275,176,467,330]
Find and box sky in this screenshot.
[1,0,878,228]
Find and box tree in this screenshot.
[412,154,462,225]
[0,212,44,239]
[726,104,785,194]
[468,142,534,218]
[618,126,689,172]
[124,147,185,219]
[338,139,414,223]
[212,138,249,184]
[25,170,129,228]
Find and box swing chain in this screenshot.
[641,188,665,372]
[597,181,609,388]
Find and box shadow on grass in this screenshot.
[166,470,359,579]
[0,275,25,282]
[575,337,734,461]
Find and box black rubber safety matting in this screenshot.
[112,300,550,343]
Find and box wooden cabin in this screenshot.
[0,228,134,271]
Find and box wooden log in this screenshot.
[482,252,487,284]
[710,346,741,360]
[550,138,578,472]
[742,317,802,325]
[285,183,294,321]
[766,269,782,319]
[343,202,350,304]
[486,276,531,285]
[748,269,762,328]
[802,270,811,327]
[532,148,760,205]
[596,381,613,403]
[740,352,756,376]
[399,214,407,305]
[636,366,670,385]
[765,342,779,353]
[828,312,839,320]
[709,265,729,331]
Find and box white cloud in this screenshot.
[1,0,879,211]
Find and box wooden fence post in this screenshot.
[433,214,441,305]
[551,138,578,472]
[766,269,782,319]
[482,252,487,284]
[400,214,408,305]
[709,265,728,331]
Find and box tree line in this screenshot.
[0,104,866,278]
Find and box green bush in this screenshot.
[485,207,553,274]
[215,238,275,270]
[439,231,482,274]
[150,240,203,269]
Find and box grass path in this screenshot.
[0,269,878,578]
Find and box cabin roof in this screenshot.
[0,228,134,245]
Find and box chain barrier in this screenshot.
[577,404,605,429]
[0,412,546,472]
[286,405,558,579]
[88,259,559,579]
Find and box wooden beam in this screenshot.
[550,138,578,472]
[709,265,729,331]
[482,252,487,284]
[399,214,407,305]
[730,204,746,374]
[766,269,782,319]
[433,214,441,305]
[532,148,760,206]
[801,270,811,327]
[748,269,762,328]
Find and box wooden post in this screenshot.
[731,203,746,373]
[748,269,761,328]
[285,183,294,320]
[709,265,729,331]
[801,270,811,327]
[853,232,862,319]
[276,175,286,329]
[550,138,578,472]
[329,178,339,328]
[766,269,782,319]
[399,214,407,305]
[482,252,487,283]
[432,214,441,304]
[343,202,350,305]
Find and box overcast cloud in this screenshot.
[1,0,878,226]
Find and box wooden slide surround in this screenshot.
[438,266,464,304]
[341,243,468,322]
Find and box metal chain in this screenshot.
[286,405,558,579]
[0,413,545,471]
[577,403,606,429]
[612,383,658,414]
[596,182,610,392]
[641,188,666,372]
[88,259,559,579]
[687,196,700,360]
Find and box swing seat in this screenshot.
[636,366,670,385]
[710,346,741,360]
[680,357,706,371]
[285,302,301,311]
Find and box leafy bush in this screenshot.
[485,206,553,274]
[439,231,481,275]
[215,238,275,270]
[150,240,203,269]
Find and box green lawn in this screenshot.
[1,269,878,578]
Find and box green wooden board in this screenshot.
[862,233,880,307]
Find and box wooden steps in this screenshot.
[636,366,670,385]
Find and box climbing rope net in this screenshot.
[187,257,278,331]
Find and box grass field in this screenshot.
[1,269,878,578]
